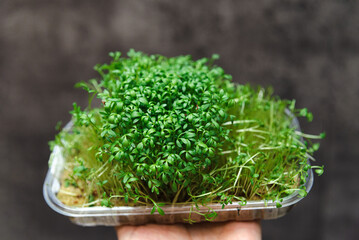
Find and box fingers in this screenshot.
[115,225,136,240]
[115,221,261,240]
[115,224,189,240]
[220,221,261,240]
[186,221,261,240]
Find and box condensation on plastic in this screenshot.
[43,113,314,226]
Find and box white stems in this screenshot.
[236,128,270,134]
[294,131,322,139]
[233,153,259,188]
[222,120,257,126]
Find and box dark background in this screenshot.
[0,0,358,239]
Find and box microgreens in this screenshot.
[50,50,324,222]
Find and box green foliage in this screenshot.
[52,50,324,220]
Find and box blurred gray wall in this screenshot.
[0,0,358,239]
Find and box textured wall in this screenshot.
[0,0,358,239]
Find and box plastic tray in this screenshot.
[43,116,313,226]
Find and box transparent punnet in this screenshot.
[43,114,314,226]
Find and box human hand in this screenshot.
[115,221,261,240]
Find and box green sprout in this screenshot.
[50,50,324,222]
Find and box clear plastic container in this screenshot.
[43,115,313,226]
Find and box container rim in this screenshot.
[43,167,313,217]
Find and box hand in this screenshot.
[116,221,261,240]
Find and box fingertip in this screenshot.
[222,221,262,240]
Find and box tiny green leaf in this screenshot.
[171,181,178,192]
[151,206,156,214]
[157,206,165,216]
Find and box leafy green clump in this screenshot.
[51,50,323,219]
